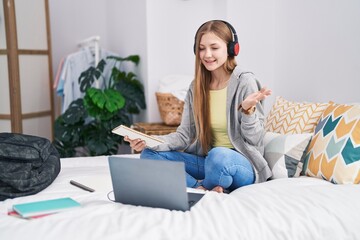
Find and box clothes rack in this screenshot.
[78,35,100,65]
[78,36,101,88]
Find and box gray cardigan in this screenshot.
[151,66,272,183]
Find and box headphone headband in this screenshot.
[193,20,240,57]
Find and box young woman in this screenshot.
[124,20,272,193]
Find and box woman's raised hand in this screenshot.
[240,87,272,110]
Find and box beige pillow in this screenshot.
[265,96,329,134]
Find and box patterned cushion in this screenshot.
[265,96,329,134]
[303,104,360,183]
[264,132,312,178]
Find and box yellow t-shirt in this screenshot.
[209,87,233,148]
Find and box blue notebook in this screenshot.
[13,197,81,218]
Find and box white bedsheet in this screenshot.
[1,155,360,240]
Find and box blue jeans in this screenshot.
[140,147,255,191]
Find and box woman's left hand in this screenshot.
[124,136,147,152]
[241,87,272,110]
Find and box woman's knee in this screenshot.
[207,147,233,167]
[140,148,157,159]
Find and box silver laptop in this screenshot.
[108,156,205,211]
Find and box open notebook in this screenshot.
[112,125,164,147]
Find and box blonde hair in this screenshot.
[193,20,237,154]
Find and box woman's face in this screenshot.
[199,32,228,72]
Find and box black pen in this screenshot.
[70,180,95,192]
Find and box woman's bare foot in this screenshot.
[196,185,207,191]
[212,186,224,193]
[195,180,207,190]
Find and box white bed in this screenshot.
[1,154,360,240]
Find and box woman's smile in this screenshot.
[199,32,228,72]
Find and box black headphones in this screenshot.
[193,20,240,57]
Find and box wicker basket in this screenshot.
[132,122,178,135]
[155,92,184,126]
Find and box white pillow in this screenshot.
[264,132,312,179]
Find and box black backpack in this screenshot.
[0,132,61,201]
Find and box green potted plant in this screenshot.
[53,55,146,157]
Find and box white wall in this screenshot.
[49,0,109,74]
[145,0,228,122]
[273,0,360,104]
[105,0,148,123]
[49,0,360,123]
[227,0,276,111]
[228,0,360,107]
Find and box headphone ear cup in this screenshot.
[234,42,240,56]
[228,41,240,57]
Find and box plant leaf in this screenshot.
[115,78,146,111]
[84,122,120,155]
[78,59,106,92]
[103,89,126,112]
[53,111,88,157]
[96,59,106,72]
[107,55,140,65]
[85,88,126,113]
[87,88,106,109]
[62,99,87,124]
[78,67,97,92]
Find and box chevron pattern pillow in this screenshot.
[303,103,360,183]
[264,132,312,178]
[265,96,329,134]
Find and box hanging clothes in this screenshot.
[56,47,119,113]
[53,57,65,89]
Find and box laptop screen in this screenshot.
[108,156,191,211]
